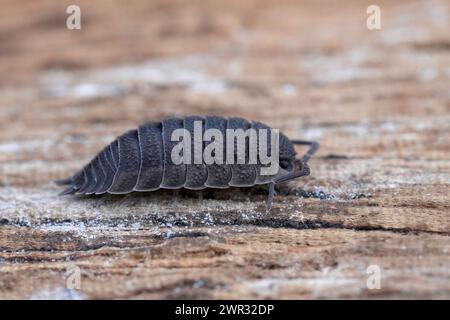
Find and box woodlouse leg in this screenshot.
[266,182,275,210]
[266,141,318,209]
[267,165,309,210]
[291,140,320,163]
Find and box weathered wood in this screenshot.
[0,0,449,299]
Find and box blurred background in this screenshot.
[0,0,449,299]
[1,0,449,183]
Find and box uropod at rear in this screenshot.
[56,116,319,210]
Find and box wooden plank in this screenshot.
[0,0,449,299]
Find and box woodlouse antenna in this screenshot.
[291,140,320,163]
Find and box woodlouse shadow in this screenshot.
[67,185,272,206]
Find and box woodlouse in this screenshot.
[56,116,319,209]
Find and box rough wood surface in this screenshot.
[0,0,449,299]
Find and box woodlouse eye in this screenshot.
[280,159,293,170]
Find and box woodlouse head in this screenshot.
[279,133,297,172]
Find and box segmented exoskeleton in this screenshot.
[56,116,319,209]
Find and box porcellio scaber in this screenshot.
[56,116,319,209]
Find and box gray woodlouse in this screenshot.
[56,116,319,209]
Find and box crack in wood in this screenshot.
[1,215,448,238]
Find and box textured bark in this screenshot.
[0,0,449,299]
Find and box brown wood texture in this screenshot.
[0,0,449,299]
